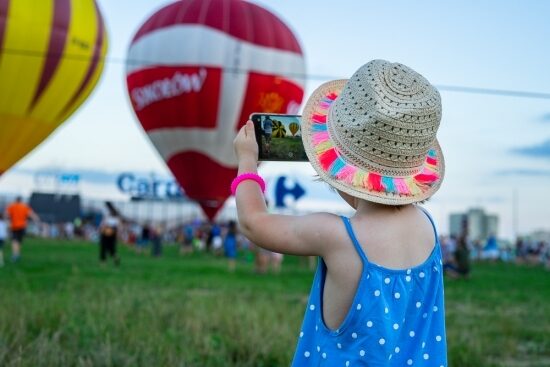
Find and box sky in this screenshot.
[1,0,550,238]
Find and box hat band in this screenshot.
[310,91,440,197]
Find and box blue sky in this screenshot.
[1,0,550,238]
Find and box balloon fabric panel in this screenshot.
[126,0,305,220]
[0,0,107,174]
[128,66,222,131]
[235,72,304,132]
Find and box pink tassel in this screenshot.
[426,157,437,165]
[319,101,331,109]
[394,178,411,195]
[318,148,338,170]
[367,173,383,192]
[312,132,330,145]
[336,165,357,184]
[415,173,439,183]
[312,114,327,123]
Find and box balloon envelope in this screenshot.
[289,122,299,136]
[126,0,306,220]
[0,0,107,175]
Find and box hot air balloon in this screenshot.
[0,0,107,175]
[289,122,299,136]
[126,0,306,220]
[272,120,287,138]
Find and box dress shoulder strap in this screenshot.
[416,206,439,244]
[340,216,369,264]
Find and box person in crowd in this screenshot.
[223,220,238,272]
[542,242,550,271]
[262,115,273,156]
[233,60,448,365]
[441,235,457,273]
[5,196,40,263]
[0,213,7,267]
[180,222,195,255]
[446,232,471,279]
[99,208,121,266]
[270,251,284,274]
[137,222,151,254]
[151,224,163,257]
[211,223,223,255]
[481,234,499,261]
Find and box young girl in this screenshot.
[233,60,447,366]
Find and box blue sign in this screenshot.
[117,173,184,199]
[275,176,305,208]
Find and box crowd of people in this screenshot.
[1,197,548,274]
[0,197,289,273]
[439,233,550,279]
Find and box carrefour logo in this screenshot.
[117,173,184,199]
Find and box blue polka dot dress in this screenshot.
[292,214,447,366]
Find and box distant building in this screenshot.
[449,208,499,242]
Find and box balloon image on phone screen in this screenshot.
[250,113,307,162]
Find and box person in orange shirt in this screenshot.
[5,196,40,262]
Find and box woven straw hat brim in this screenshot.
[301,80,445,205]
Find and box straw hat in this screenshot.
[301,60,444,205]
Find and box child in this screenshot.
[233,60,447,366]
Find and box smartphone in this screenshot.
[250,113,307,162]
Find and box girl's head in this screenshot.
[301,60,444,207]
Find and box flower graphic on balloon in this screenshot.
[258,92,285,113]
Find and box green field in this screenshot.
[0,239,549,367]
[265,136,308,161]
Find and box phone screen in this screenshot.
[250,113,307,162]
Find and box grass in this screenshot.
[262,136,308,161]
[0,238,549,367]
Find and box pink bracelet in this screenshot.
[231,173,266,195]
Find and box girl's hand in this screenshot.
[234,120,259,166]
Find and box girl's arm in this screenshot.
[234,121,339,257]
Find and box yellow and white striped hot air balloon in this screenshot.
[0,0,107,175]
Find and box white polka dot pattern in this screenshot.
[290,214,447,366]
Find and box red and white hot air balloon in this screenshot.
[126,0,305,220]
